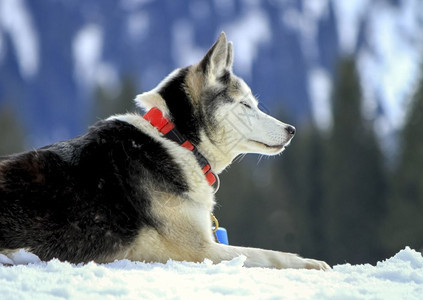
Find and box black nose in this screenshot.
[285,125,296,136]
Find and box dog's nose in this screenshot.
[285,125,296,136]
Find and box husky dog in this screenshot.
[0,33,329,270]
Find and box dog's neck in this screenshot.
[196,132,238,174]
[143,107,220,191]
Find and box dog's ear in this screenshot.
[199,32,233,78]
[226,41,233,71]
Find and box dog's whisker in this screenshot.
[234,153,247,163]
[257,154,265,165]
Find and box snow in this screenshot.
[282,0,330,61]
[72,24,120,92]
[358,0,423,134]
[72,24,104,89]
[1,247,422,299]
[0,0,39,79]
[332,0,370,54]
[172,5,272,80]
[223,8,271,79]
[171,20,206,67]
[308,67,332,131]
[306,0,423,143]
[126,11,150,41]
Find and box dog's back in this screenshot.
[0,119,185,263]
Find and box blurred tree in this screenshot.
[216,160,264,247]
[287,123,327,260]
[217,109,307,255]
[0,105,26,156]
[217,148,300,253]
[321,57,387,265]
[382,66,423,254]
[92,76,137,122]
[260,151,303,253]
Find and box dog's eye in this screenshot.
[240,102,252,109]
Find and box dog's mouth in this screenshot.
[248,140,287,151]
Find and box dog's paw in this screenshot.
[303,258,331,271]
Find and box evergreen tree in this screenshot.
[218,114,326,258]
[216,161,260,246]
[289,123,326,260]
[93,76,137,122]
[217,157,296,251]
[383,66,423,254]
[0,105,25,156]
[217,144,301,253]
[321,57,387,265]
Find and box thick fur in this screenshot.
[0,33,329,270]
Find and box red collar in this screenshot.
[143,107,218,189]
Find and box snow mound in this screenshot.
[1,247,422,299]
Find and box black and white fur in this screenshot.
[0,33,330,270]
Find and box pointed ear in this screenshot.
[226,41,233,71]
[135,91,170,116]
[199,32,230,78]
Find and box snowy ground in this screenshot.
[1,247,422,300]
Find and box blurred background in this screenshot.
[1,0,423,266]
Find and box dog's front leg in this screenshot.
[206,242,330,270]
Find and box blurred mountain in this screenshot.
[0,0,422,150]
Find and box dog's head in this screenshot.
[136,32,295,172]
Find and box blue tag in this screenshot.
[215,227,229,245]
